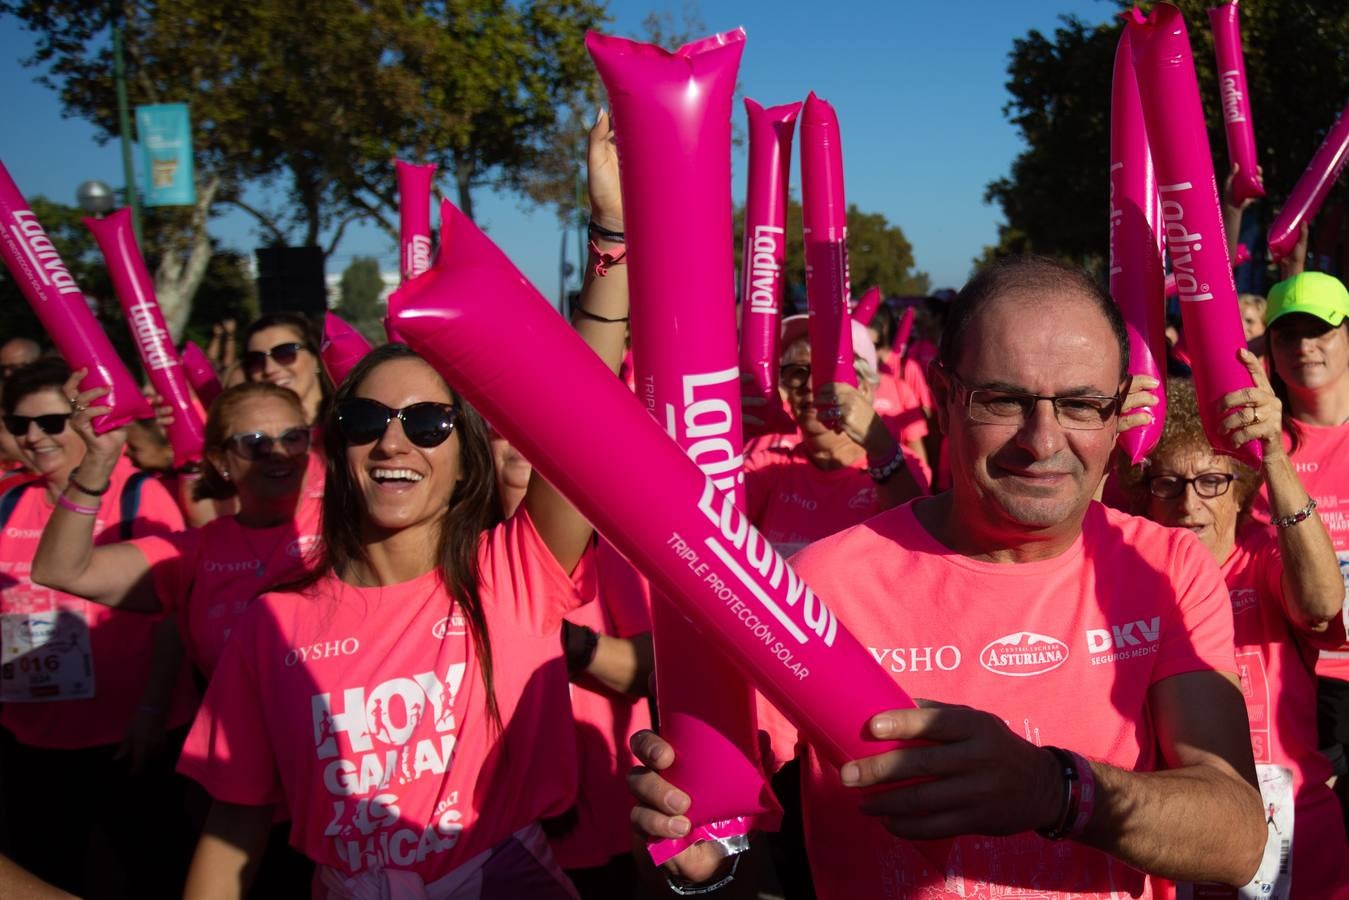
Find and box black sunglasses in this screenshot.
[335,398,459,448]
[241,342,308,377]
[224,427,313,461]
[3,413,70,436]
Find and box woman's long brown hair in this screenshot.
[293,344,504,726]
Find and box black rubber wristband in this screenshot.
[68,466,111,497]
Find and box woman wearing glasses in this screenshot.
[1123,367,1349,896]
[240,312,331,425]
[743,314,927,559]
[0,358,195,898]
[32,380,321,679]
[177,112,628,899]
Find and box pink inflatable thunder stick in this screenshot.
[87,209,206,465]
[390,201,918,845]
[0,158,151,431]
[800,92,856,428]
[1267,99,1349,263]
[1109,26,1167,465]
[1209,2,1264,205]
[587,27,781,865]
[180,341,223,408]
[321,313,375,386]
[1128,3,1260,467]
[739,98,801,438]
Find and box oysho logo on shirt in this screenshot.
[285,637,360,668]
[1085,617,1161,665]
[204,558,263,575]
[4,527,45,540]
[979,632,1069,677]
[868,645,961,674]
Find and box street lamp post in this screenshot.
[111,6,142,246]
[75,180,116,219]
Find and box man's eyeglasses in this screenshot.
[948,372,1123,431]
[3,413,70,436]
[241,342,308,378]
[224,427,312,461]
[1146,473,1236,500]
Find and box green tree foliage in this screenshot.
[337,256,386,325]
[734,199,930,310]
[2,0,608,240]
[983,2,1349,270]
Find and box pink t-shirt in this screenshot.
[745,445,928,558]
[550,537,653,870]
[0,458,197,749]
[1203,527,1349,898]
[898,355,933,412]
[179,511,585,883]
[757,501,1236,899]
[873,361,928,446]
[132,502,322,677]
[1248,420,1349,681]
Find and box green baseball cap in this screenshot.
[1266,272,1349,328]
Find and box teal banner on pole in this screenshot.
[135,103,195,207]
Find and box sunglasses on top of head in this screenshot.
[335,398,459,449]
[241,342,308,377]
[224,427,313,461]
[3,413,71,436]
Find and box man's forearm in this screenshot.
[1079,760,1264,886]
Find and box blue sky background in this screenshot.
[0,1,1120,301]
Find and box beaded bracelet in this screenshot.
[68,465,111,497]
[1271,497,1317,529]
[867,444,904,484]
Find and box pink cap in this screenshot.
[780,313,877,373]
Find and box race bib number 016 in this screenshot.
[1,593,95,702]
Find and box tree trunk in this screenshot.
[454,157,475,222]
[156,176,220,342]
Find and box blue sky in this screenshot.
[0,1,1118,300]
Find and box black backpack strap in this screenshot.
[119,471,154,541]
[0,479,36,531]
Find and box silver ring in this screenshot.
[1251,410,1261,425]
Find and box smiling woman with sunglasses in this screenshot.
[1122,373,1349,896]
[32,381,323,679]
[241,312,331,425]
[0,358,197,897]
[178,110,629,900]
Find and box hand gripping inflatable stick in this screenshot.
[321,313,375,387]
[740,98,801,438]
[1267,99,1349,263]
[0,159,152,431]
[87,209,206,465]
[1208,2,1265,205]
[1109,27,1167,465]
[587,28,779,864]
[390,200,918,863]
[1128,3,1260,467]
